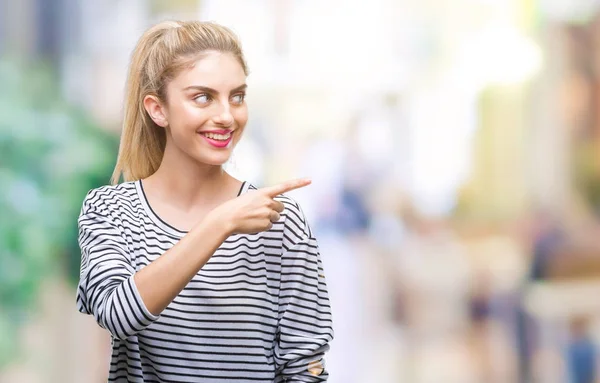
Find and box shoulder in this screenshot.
[276,194,312,236]
[81,181,138,215]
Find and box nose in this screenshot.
[212,103,234,127]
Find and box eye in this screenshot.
[231,93,246,105]
[194,93,212,104]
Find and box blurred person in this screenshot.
[75,20,333,382]
[517,210,565,383]
[567,316,597,383]
[366,179,410,327]
[468,270,512,383]
[391,204,474,381]
[336,183,371,235]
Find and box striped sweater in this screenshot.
[76,180,333,382]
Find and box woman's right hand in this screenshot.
[211,178,312,235]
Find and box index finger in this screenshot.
[260,178,312,197]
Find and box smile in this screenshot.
[198,131,233,148]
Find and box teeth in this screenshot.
[203,132,231,141]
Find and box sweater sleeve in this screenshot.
[274,200,334,381]
[76,190,159,340]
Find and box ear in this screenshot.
[143,94,169,127]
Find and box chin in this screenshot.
[194,153,232,167]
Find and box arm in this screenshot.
[275,236,334,381]
[76,192,228,340]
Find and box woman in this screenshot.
[76,20,333,382]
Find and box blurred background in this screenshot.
[3,0,600,382]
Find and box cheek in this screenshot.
[171,103,210,131]
[234,107,249,127]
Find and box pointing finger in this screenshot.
[261,178,311,197]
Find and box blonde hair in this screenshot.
[110,20,248,185]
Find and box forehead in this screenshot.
[171,51,246,90]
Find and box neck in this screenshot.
[146,142,236,209]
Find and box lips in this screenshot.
[198,130,233,148]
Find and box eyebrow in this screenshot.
[183,84,247,94]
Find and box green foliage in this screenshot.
[0,58,118,367]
